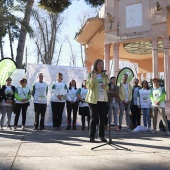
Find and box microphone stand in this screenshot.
[91,72,131,151]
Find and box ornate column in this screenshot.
[113,43,120,78]
[142,73,147,81]
[163,36,170,116]
[163,36,170,101]
[151,37,158,78]
[84,47,92,73]
[104,44,110,76]
[137,73,142,85]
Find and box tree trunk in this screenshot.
[7,21,14,60]
[16,0,34,68]
[0,37,4,59]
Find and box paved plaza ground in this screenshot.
[0,120,170,170]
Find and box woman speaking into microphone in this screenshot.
[85,59,109,142]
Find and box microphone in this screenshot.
[102,69,107,73]
[108,83,111,87]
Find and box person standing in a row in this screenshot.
[150,78,170,135]
[77,80,90,130]
[66,80,78,130]
[131,78,141,129]
[51,73,67,130]
[137,80,151,130]
[0,77,15,130]
[32,73,48,130]
[108,76,120,131]
[86,59,108,143]
[13,78,31,130]
[118,74,132,130]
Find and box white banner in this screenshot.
[25,64,87,126]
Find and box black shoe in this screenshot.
[119,125,122,130]
[99,137,107,143]
[40,127,46,130]
[90,137,95,143]
[33,127,37,130]
[66,126,71,130]
[57,126,62,130]
[82,125,85,130]
[72,126,76,130]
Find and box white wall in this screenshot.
[25,64,87,126]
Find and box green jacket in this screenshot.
[85,72,109,104]
[150,87,166,104]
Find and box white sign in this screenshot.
[126,3,142,28]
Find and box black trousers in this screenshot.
[14,103,28,126]
[88,101,107,138]
[34,103,47,128]
[51,102,65,127]
[130,105,141,126]
[66,101,78,126]
[79,107,90,127]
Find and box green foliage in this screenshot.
[0,0,34,41]
[38,0,104,13]
[39,0,71,13]
[84,0,104,7]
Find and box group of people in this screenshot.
[108,71,170,133]
[0,58,170,143]
[86,59,170,143]
[0,72,90,132]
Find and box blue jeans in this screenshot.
[141,108,151,128]
[109,103,119,126]
[119,103,130,127]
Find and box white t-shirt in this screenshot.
[133,87,140,105]
[51,81,67,102]
[33,82,48,104]
[152,87,165,108]
[123,84,129,102]
[77,87,89,107]
[96,73,105,101]
[1,86,14,106]
[137,89,151,108]
[15,86,30,104]
[67,87,78,102]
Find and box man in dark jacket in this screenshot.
[130,78,141,129]
[108,76,120,130]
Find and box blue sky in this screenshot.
[3,0,101,67]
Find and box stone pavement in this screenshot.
[0,125,170,170]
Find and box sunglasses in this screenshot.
[7,79,12,81]
[21,81,27,83]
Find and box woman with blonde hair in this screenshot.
[86,59,109,142]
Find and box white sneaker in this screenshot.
[13,126,17,131]
[166,131,170,136]
[7,126,13,130]
[22,126,26,131]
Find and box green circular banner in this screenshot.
[116,67,135,85]
[0,58,16,87]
